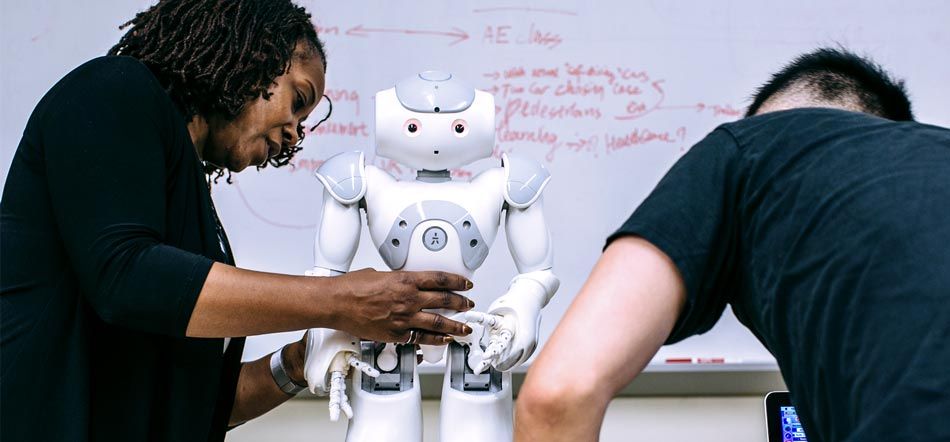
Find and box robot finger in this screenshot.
[482,340,504,360]
[328,371,345,422]
[340,389,354,420]
[474,359,493,375]
[464,311,501,329]
[347,355,381,377]
[489,330,513,354]
[447,311,469,323]
[473,339,504,375]
[497,328,514,344]
[328,393,342,421]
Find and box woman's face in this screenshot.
[202,43,326,172]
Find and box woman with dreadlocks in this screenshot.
[0,1,475,441]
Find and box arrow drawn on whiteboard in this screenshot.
[657,103,707,112]
[345,25,469,46]
[472,6,578,16]
[657,103,742,117]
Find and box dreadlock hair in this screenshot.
[746,47,914,121]
[109,0,327,183]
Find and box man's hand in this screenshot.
[329,269,476,344]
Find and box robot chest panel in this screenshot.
[365,183,503,273]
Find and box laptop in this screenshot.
[765,391,808,442]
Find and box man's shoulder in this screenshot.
[722,107,866,132]
[720,108,949,148]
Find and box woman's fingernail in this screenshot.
[467,299,475,308]
[442,336,454,344]
[465,280,474,290]
[463,326,473,334]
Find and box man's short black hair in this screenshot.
[746,48,914,121]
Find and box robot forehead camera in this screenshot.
[376,71,495,172]
[395,71,475,113]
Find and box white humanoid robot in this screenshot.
[302,71,559,442]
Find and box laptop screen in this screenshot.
[778,405,808,441]
[765,391,809,442]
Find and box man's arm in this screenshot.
[514,236,685,441]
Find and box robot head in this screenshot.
[375,71,495,171]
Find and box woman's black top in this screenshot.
[1,56,245,442]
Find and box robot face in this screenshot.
[375,73,495,171]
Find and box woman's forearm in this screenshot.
[229,339,307,426]
[185,263,477,342]
[186,262,341,338]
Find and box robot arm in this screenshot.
[303,151,380,421]
[307,151,366,276]
[467,154,560,373]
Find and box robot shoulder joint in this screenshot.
[314,151,367,205]
[502,153,551,209]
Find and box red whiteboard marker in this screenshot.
[664,357,742,364]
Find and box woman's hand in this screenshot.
[188,264,476,341]
[283,335,308,386]
[229,334,308,427]
[327,268,476,345]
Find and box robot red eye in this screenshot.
[452,119,468,138]
[404,119,422,137]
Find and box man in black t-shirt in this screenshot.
[515,48,950,442]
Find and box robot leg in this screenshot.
[439,342,513,442]
[346,342,423,442]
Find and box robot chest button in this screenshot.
[422,227,448,251]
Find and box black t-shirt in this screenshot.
[608,108,950,442]
[1,56,244,441]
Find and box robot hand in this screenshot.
[303,329,380,421]
[327,353,380,421]
[464,271,558,373]
[464,310,518,374]
[464,289,544,374]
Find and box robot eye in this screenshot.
[404,119,422,137]
[452,119,468,138]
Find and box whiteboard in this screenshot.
[2,0,948,370]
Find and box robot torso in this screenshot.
[363,166,507,280]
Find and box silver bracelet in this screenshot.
[269,345,307,396]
